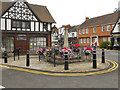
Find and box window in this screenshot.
[12,21,21,28]
[30,37,46,50]
[93,27,96,33]
[22,21,30,29]
[87,38,89,43]
[112,24,114,29]
[79,29,81,34]
[12,20,30,29]
[102,26,105,32]
[22,22,25,28]
[86,28,88,34]
[81,39,82,43]
[72,33,74,37]
[83,28,85,34]
[84,38,86,43]
[43,23,48,31]
[107,25,110,31]
[103,37,107,41]
[108,37,111,42]
[2,37,14,51]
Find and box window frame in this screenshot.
[86,28,88,34]
[83,28,85,34]
[72,33,74,37]
[108,37,111,42]
[103,37,107,41]
[12,20,30,29]
[102,26,105,32]
[93,27,96,33]
[84,38,86,43]
[107,25,111,31]
[81,39,82,44]
[79,29,81,34]
[87,38,89,43]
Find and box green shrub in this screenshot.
[99,41,111,49]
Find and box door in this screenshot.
[94,38,97,43]
[15,34,29,54]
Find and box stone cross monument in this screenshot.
[63,25,70,48]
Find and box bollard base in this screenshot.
[102,56,105,63]
[93,60,97,69]
[64,62,69,70]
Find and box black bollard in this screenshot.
[93,50,97,68]
[14,50,15,61]
[4,51,7,63]
[26,50,30,66]
[64,51,69,70]
[53,49,56,67]
[102,48,105,63]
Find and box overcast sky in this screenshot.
[11,0,120,27]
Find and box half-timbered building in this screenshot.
[0,0,55,53]
[111,12,120,50]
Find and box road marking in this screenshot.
[0,59,118,76]
[0,85,5,89]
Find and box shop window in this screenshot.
[30,37,47,50]
[2,37,14,51]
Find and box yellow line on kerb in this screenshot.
[0,59,118,76]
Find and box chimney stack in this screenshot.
[86,17,89,21]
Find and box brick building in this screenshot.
[78,12,118,47]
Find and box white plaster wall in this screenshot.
[40,23,43,31]
[17,28,21,31]
[12,28,16,30]
[113,18,120,33]
[7,19,11,30]
[35,22,39,31]
[1,18,5,30]
[48,23,51,31]
[22,29,25,31]
[31,22,34,31]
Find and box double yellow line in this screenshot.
[0,59,118,76]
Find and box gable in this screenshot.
[2,1,38,21]
[1,1,55,23]
[112,17,120,33]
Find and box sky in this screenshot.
[9,0,120,27]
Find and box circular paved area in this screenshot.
[0,56,119,76]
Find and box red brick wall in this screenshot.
[78,24,113,47]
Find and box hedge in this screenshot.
[99,41,111,49]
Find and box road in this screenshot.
[1,50,119,88]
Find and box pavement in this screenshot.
[0,55,110,72]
